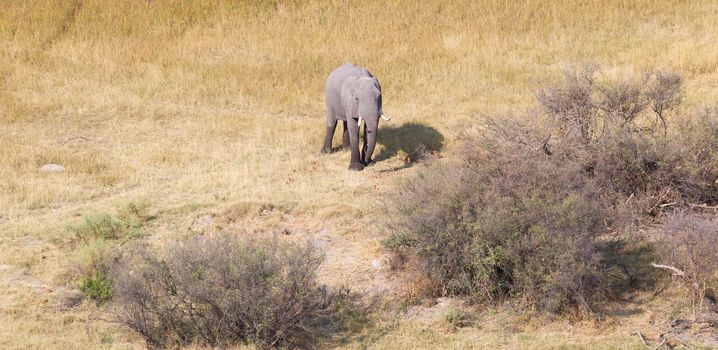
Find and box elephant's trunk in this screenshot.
[363,119,378,164]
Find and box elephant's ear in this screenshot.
[341,76,360,119]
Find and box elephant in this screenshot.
[321,62,390,170]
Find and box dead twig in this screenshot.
[648,187,673,213]
[633,331,667,350]
[60,136,91,144]
[650,262,686,277]
[634,329,695,350]
[625,193,635,205]
[534,134,552,155]
[668,332,691,348]
[688,203,718,210]
[651,277,672,298]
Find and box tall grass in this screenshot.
[4,1,718,211]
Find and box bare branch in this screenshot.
[650,262,686,277]
[668,332,691,348]
[633,331,667,350]
[60,136,91,144]
[688,203,718,210]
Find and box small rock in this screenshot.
[371,259,382,269]
[40,164,65,173]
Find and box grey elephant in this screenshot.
[321,62,390,170]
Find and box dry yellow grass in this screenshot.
[2,1,718,348]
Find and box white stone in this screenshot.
[40,164,65,173]
[371,259,382,269]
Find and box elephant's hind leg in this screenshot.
[321,109,337,154]
[321,123,337,154]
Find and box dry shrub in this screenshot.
[537,68,718,210]
[537,67,682,143]
[386,67,718,315]
[111,234,330,349]
[656,212,718,319]
[674,107,718,197]
[387,122,626,314]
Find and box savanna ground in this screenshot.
[2,1,718,348]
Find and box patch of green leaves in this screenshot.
[80,268,112,303]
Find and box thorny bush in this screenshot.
[111,234,330,349]
[386,67,718,315]
[656,211,718,320]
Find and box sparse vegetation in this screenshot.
[70,201,152,243]
[440,306,474,331]
[70,202,151,302]
[117,200,153,238]
[74,237,115,303]
[80,267,112,303]
[111,235,330,349]
[70,213,125,242]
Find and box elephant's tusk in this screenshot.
[357,116,363,126]
[381,114,391,121]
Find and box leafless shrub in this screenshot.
[537,67,598,144]
[645,71,683,133]
[111,234,330,349]
[656,212,718,320]
[673,107,718,200]
[537,67,683,145]
[537,68,717,211]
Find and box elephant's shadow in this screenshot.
[375,122,444,167]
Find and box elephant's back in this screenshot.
[325,63,372,90]
[325,63,373,107]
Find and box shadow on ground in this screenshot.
[376,122,444,163]
[309,288,375,348]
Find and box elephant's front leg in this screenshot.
[342,121,350,150]
[361,124,369,164]
[347,119,364,171]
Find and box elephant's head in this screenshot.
[345,76,390,164]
